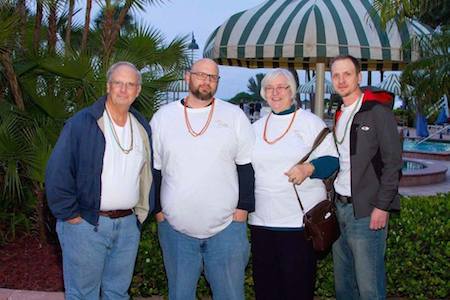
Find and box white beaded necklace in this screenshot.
[335,94,363,145]
[105,108,133,154]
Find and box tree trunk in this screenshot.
[101,3,115,64]
[16,0,26,53]
[65,0,75,51]
[0,87,4,103]
[47,0,58,55]
[33,0,43,52]
[0,52,25,110]
[103,2,132,63]
[81,0,92,52]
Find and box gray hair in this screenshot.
[106,61,142,85]
[260,68,297,101]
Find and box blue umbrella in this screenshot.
[416,114,429,137]
[436,107,448,125]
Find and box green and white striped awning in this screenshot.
[377,73,401,96]
[298,75,335,94]
[203,0,432,71]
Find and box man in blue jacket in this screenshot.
[45,61,155,300]
[331,55,402,299]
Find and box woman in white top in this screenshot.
[249,69,339,299]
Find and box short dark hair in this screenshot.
[330,55,361,74]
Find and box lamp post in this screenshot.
[187,32,199,67]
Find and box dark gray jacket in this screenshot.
[335,89,402,218]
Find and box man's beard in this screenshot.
[190,82,216,100]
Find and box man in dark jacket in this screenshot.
[330,55,402,299]
[45,61,155,300]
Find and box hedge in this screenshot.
[130,193,450,299]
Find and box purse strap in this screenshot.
[293,127,331,213]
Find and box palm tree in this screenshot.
[372,0,449,119]
[372,0,449,29]
[247,73,265,102]
[401,28,450,114]
[0,0,189,243]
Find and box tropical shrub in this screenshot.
[131,193,450,299]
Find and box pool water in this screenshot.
[403,140,450,153]
[402,160,425,171]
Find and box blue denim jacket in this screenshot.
[45,96,155,225]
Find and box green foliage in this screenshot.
[393,108,415,127]
[131,194,450,299]
[385,193,449,299]
[228,92,254,104]
[371,0,449,29]
[131,221,167,296]
[372,1,450,116]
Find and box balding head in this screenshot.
[190,58,219,74]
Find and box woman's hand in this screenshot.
[284,163,315,185]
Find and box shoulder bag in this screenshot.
[293,127,340,252]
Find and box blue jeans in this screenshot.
[332,203,387,300]
[56,214,140,300]
[158,220,250,300]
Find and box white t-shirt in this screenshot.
[150,99,254,238]
[334,94,364,196]
[249,109,338,228]
[100,111,145,210]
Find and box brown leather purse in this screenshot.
[293,127,340,252]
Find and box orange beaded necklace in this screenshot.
[263,109,297,144]
[183,97,215,137]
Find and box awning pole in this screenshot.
[314,63,325,119]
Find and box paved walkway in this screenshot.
[0,288,165,300]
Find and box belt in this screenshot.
[98,209,133,219]
[335,193,353,204]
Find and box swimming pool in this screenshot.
[403,139,450,161]
[400,159,447,186]
[402,160,425,171]
[403,140,450,153]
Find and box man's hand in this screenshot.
[233,209,248,222]
[155,212,165,223]
[284,163,315,185]
[369,208,389,230]
[66,216,82,224]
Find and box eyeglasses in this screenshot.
[264,86,290,94]
[190,71,220,82]
[109,80,140,89]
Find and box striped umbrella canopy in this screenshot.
[203,0,432,71]
[377,73,401,96]
[298,75,335,94]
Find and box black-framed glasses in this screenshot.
[190,71,220,82]
[264,86,290,94]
